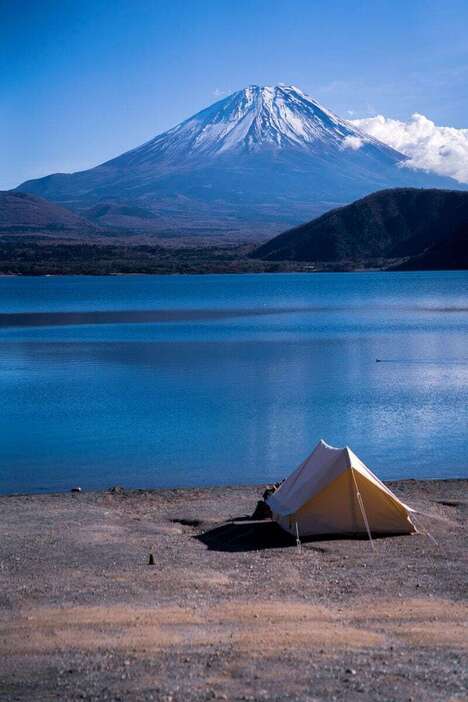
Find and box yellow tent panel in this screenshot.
[267,440,415,537]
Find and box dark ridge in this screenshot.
[251,188,468,266]
[0,190,101,236]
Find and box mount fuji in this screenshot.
[16,85,464,238]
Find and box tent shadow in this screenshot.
[196,518,398,552]
[196,519,294,552]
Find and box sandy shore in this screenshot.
[0,479,466,701]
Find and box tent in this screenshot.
[266,440,416,538]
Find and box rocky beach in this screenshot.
[0,479,466,701]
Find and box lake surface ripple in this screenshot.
[0,271,467,493]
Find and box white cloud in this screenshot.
[342,135,364,151]
[351,113,468,184]
[212,88,228,97]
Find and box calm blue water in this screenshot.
[0,272,467,494]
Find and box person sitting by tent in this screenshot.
[250,480,285,520]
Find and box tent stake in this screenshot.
[295,521,302,554]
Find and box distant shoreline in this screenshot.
[1,476,466,499]
[0,236,437,275]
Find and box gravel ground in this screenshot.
[0,479,466,702]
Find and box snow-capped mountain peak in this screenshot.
[17,83,460,239]
[127,84,376,163]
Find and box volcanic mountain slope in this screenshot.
[0,191,99,237]
[15,85,465,239]
[252,188,468,265]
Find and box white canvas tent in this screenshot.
[267,440,416,537]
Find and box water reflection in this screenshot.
[0,271,467,493]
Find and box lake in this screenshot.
[0,271,467,494]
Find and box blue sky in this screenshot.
[2,0,467,189]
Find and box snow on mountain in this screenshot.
[117,84,393,163]
[16,85,465,239]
